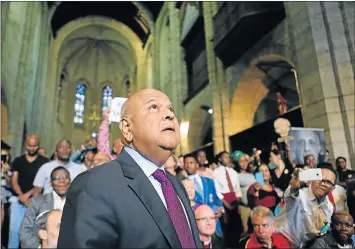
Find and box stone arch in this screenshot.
[187,106,210,153]
[48,2,155,35]
[229,53,296,136]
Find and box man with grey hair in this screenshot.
[239,206,291,249]
[38,209,62,248]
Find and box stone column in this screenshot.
[285,2,355,168]
[8,3,36,157]
[202,2,231,153]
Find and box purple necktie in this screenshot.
[152,169,196,248]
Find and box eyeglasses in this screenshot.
[319,179,335,187]
[333,221,354,228]
[51,175,70,181]
[196,217,217,223]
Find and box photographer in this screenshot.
[275,162,338,248]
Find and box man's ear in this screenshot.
[39,229,48,240]
[119,118,133,143]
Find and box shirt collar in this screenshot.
[124,146,165,177]
[188,173,199,180]
[52,190,65,202]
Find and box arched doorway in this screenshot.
[229,54,302,154]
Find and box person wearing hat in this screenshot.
[231,150,256,237]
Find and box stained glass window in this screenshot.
[74,83,86,124]
[102,86,113,113]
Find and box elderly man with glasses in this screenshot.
[275,162,339,248]
[194,204,223,249]
[19,167,71,248]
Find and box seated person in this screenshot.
[38,209,62,248]
[194,204,223,249]
[239,206,292,249]
[20,167,70,248]
[310,211,355,248]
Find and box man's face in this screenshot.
[295,131,320,165]
[26,137,39,156]
[182,179,195,201]
[311,168,336,198]
[252,215,275,246]
[93,152,110,167]
[219,152,231,166]
[195,206,216,237]
[123,90,180,156]
[51,169,70,197]
[337,158,347,170]
[197,151,207,165]
[305,155,316,168]
[84,151,95,164]
[184,156,199,175]
[332,214,354,244]
[56,140,72,162]
[46,211,62,248]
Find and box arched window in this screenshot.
[74,83,86,124]
[102,86,113,113]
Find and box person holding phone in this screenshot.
[247,164,281,213]
[274,162,338,248]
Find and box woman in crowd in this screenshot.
[269,148,294,193]
[247,164,281,213]
[231,150,256,237]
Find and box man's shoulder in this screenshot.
[81,160,123,182]
[31,193,51,205]
[12,155,26,165]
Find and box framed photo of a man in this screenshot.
[288,127,326,166]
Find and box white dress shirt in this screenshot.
[124,147,191,229]
[275,185,333,247]
[213,166,242,200]
[33,160,86,194]
[52,191,66,211]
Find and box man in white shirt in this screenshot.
[275,162,338,248]
[213,151,243,248]
[33,140,86,195]
[20,166,70,248]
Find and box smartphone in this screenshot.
[299,168,323,182]
[255,172,264,187]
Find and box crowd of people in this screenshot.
[1,88,355,248]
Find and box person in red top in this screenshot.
[239,206,292,249]
[247,164,281,213]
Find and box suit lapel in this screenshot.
[118,150,182,248]
[167,173,203,248]
[45,192,55,210]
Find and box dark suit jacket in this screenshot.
[58,149,203,248]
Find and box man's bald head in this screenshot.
[25,135,40,156]
[119,88,180,166]
[93,152,111,167]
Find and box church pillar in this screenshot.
[1,2,10,52]
[8,3,36,157]
[168,2,186,154]
[285,2,355,168]
[202,2,231,154]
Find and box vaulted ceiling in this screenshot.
[51,1,164,44]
